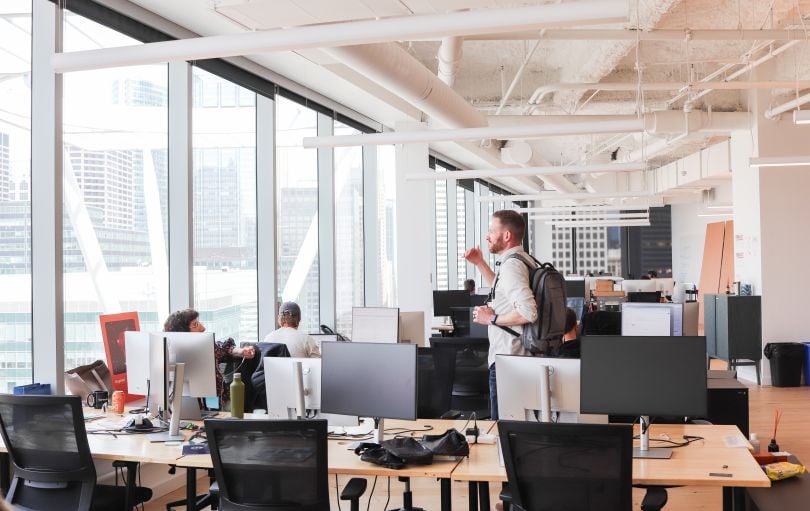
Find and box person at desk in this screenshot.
[163,309,255,405]
[463,278,476,294]
[554,308,580,358]
[263,301,321,358]
[464,209,537,420]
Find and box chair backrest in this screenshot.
[245,342,291,411]
[0,394,96,510]
[498,421,632,511]
[205,418,328,511]
[417,346,456,418]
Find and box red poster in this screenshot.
[99,312,141,401]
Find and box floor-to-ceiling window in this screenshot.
[433,162,449,290]
[61,11,169,368]
[455,183,467,288]
[374,145,397,307]
[0,0,32,391]
[192,67,257,341]
[275,96,319,333]
[333,121,364,333]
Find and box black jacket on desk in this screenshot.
[555,338,581,359]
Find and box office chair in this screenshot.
[0,394,152,511]
[205,418,366,511]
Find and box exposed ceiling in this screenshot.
[121,0,810,197]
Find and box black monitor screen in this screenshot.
[320,342,417,420]
[580,336,707,417]
[565,279,586,298]
[627,291,661,303]
[433,290,470,317]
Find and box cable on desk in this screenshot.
[384,477,391,511]
[383,425,434,436]
[632,434,705,448]
[366,476,378,511]
[335,474,342,511]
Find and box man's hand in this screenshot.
[464,246,484,266]
[233,346,256,359]
[473,305,495,325]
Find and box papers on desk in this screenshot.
[723,435,750,449]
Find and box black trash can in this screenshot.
[764,342,806,387]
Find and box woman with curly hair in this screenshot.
[163,308,254,406]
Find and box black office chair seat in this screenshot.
[91,484,153,511]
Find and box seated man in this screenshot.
[263,301,320,358]
[555,308,580,359]
[463,278,477,294]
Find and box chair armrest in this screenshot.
[340,478,368,501]
[641,487,668,511]
[209,481,219,499]
[499,486,512,503]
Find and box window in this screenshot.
[0,0,32,392]
[192,67,257,341]
[455,184,467,288]
[333,121,364,333]
[374,146,397,307]
[434,164,449,290]
[276,96,319,333]
[62,12,168,369]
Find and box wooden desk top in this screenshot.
[453,423,771,488]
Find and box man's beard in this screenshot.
[488,239,505,254]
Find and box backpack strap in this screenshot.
[489,252,537,338]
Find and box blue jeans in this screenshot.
[489,363,498,420]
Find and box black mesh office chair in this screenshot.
[0,394,152,511]
[498,421,634,511]
[205,418,366,511]
[417,346,456,419]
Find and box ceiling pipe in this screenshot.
[543,219,651,227]
[303,118,644,148]
[437,37,463,87]
[764,91,810,119]
[51,1,629,73]
[532,212,650,220]
[464,28,810,41]
[682,41,802,109]
[528,80,810,106]
[404,162,646,181]
[516,205,649,213]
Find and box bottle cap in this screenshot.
[234,372,241,379]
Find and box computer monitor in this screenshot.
[470,294,489,307]
[399,311,425,345]
[627,291,661,303]
[566,297,586,322]
[264,357,357,427]
[124,331,149,395]
[351,307,399,343]
[621,303,683,336]
[580,336,708,459]
[164,332,217,398]
[565,278,586,298]
[432,290,470,317]
[320,341,417,443]
[620,279,657,293]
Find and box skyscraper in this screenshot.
[0,133,9,202]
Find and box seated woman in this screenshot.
[555,308,581,359]
[163,309,255,406]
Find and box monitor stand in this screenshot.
[148,363,185,443]
[633,416,672,459]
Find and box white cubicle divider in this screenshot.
[621,279,658,293]
[621,302,684,336]
[399,311,425,345]
[653,278,675,297]
[124,331,150,395]
[495,355,607,424]
[351,307,400,343]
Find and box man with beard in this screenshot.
[463,209,537,420]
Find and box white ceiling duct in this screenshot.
[501,140,533,165]
[543,219,651,227]
[52,1,630,73]
[437,37,463,87]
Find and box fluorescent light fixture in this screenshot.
[532,212,650,221]
[697,213,734,217]
[516,205,649,213]
[544,220,650,227]
[749,156,810,167]
[52,1,629,73]
[405,162,645,181]
[794,110,810,125]
[478,191,651,202]
[304,119,644,148]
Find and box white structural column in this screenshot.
[395,123,435,340]
[31,0,64,392]
[257,95,277,336]
[317,113,336,329]
[732,60,810,384]
[167,61,193,312]
[362,146,380,305]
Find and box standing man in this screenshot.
[464,210,537,420]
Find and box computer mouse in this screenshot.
[125,415,154,431]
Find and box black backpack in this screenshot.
[492,253,568,355]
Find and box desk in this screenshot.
[452,424,769,511]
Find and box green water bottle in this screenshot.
[230,373,244,419]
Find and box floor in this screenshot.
[145,374,810,511]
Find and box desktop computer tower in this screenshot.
[705,378,749,437]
